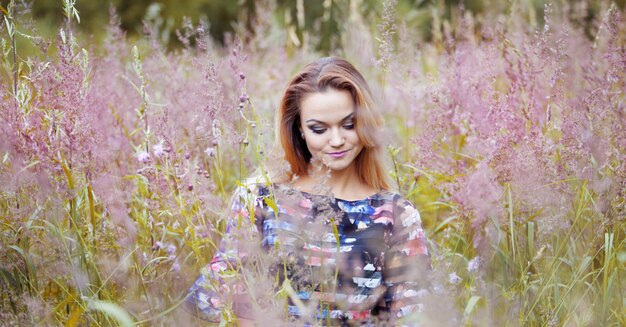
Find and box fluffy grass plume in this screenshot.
[1,0,624,326]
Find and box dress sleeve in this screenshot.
[385,195,431,320]
[186,186,264,321]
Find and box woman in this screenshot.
[187,57,430,325]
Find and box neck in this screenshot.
[301,162,373,200]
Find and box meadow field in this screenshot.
[0,0,624,326]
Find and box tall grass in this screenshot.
[1,0,624,326]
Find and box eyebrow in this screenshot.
[305,113,354,124]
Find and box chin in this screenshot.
[328,165,347,172]
[326,161,353,172]
[312,154,357,173]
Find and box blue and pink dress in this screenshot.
[187,184,430,325]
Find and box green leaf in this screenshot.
[88,300,134,327]
[617,252,626,263]
[433,215,457,234]
[464,295,482,316]
[576,256,592,276]
[264,196,279,218]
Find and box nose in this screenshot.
[329,128,345,147]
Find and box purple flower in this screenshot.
[153,141,164,157]
[194,226,209,238]
[467,256,483,273]
[137,150,150,163]
[166,244,177,255]
[448,272,462,284]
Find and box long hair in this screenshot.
[276,57,390,191]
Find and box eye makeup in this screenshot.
[305,113,355,134]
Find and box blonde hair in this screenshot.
[275,57,390,191]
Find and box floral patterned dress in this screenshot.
[187,184,430,325]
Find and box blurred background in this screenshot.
[6,0,626,52]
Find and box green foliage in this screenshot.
[17,0,625,51]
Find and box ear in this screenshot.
[298,124,304,138]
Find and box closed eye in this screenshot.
[308,126,326,134]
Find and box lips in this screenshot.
[328,150,349,158]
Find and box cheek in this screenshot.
[305,136,325,154]
[348,131,362,146]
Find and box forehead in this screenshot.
[300,89,355,122]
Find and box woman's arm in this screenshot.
[385,196,431,319]
[186,186,264,322]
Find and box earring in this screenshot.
[300,132,305,138]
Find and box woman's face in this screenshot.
[299,88,363,173]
